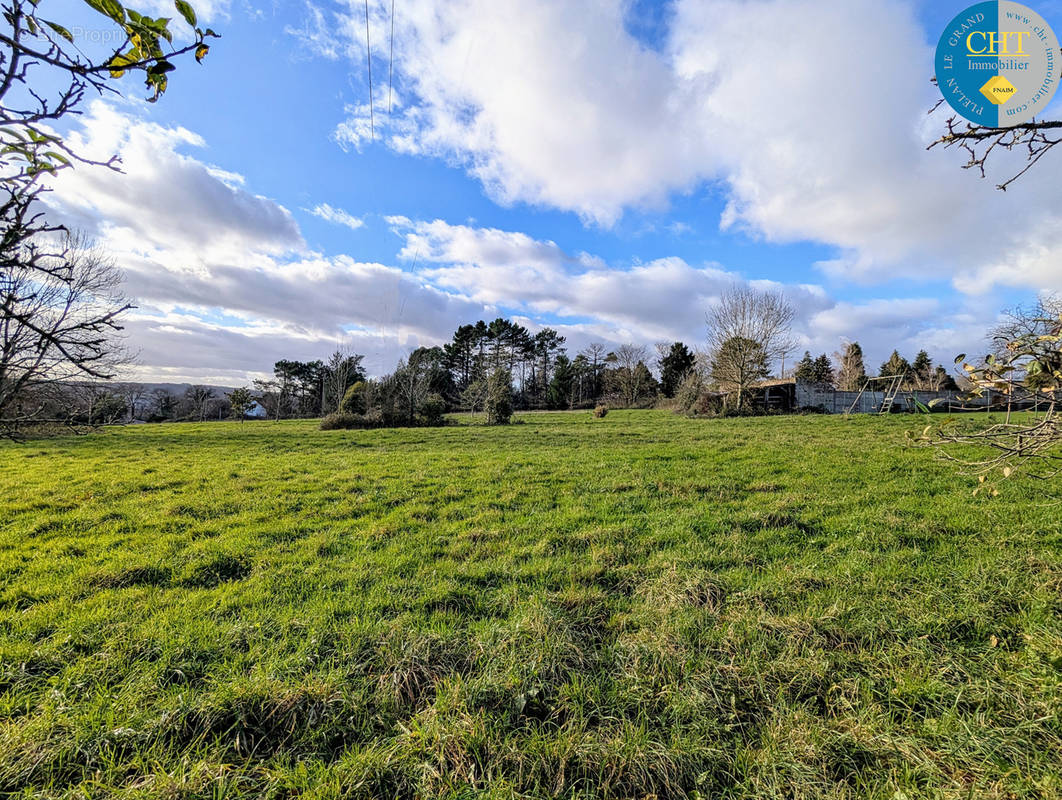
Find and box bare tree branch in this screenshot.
[927,78,1062,190]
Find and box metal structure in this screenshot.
[847,374,911,415]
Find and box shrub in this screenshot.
[320,412,365,430]
[593,405,609,418]
[363,407,385,428]
[694,392,724,416]
[673,371,705,414]
[341,381,368,414]
[419,393,447,427]
[485,368,513,425]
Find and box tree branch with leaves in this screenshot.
[1,0,218,186]
[915,295,1062,483]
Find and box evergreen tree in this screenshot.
[444,323,483,391]
[793,351,816,382]
[911,349,933,389]
[659,342,696,397]
[548,354,576,409]
[226,388,253,422]
[532,328,566,407]
[811,353,835,386]
[879,350,912,379]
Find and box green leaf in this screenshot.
[42,20,74,41]
[147,59,176,76]
[954,353,966,364]
[106,51,138,77]
[82,0,125,25]
[175,0,196,27]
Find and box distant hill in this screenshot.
[123,382,241,396]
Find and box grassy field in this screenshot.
[0,410,1059,799]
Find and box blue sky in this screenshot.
[42,0,1062,383]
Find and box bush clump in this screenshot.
[592,405,609,418]
[340,381,369,414]
[320,412,367,430]
[486,368,513,425]
[322,403,447,431]
[673,371,705,415]
[419,393,447,427]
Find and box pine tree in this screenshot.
[659,342,696,397]
[911,349,933,389]
[548,355,576,409]
[793,351,816,382]
[879,350,911,379]
[811,353,835,386]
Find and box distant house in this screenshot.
[246,401,268,419]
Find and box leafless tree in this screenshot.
[653,341,670,374]
[706,285,795,407]
[577,342,608,401]
[322,347,364,414]
[460,378,487,416]
[150,388,177,420]
[68,381,126,426]
[116,382,148,422]
[834,341,868,392]
[183,385,215,422]
[390,352,435,425]
[0,232,132,436]
[606,344,654,408]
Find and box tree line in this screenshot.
[4,289,996,435]
[791,344,959,392]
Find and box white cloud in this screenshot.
[119,308,427,386]
[328,0,710,225]
[45,102,304,268]
[285,2,348,60]
[40,104,1005,383]
[307,0,1062,296]
[40,106,486,380]
[387,217,970,368]
[308,203,365,230]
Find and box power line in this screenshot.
[364,0,375,139]
[388,0,395,115]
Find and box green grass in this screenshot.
[0,410,1059,799]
